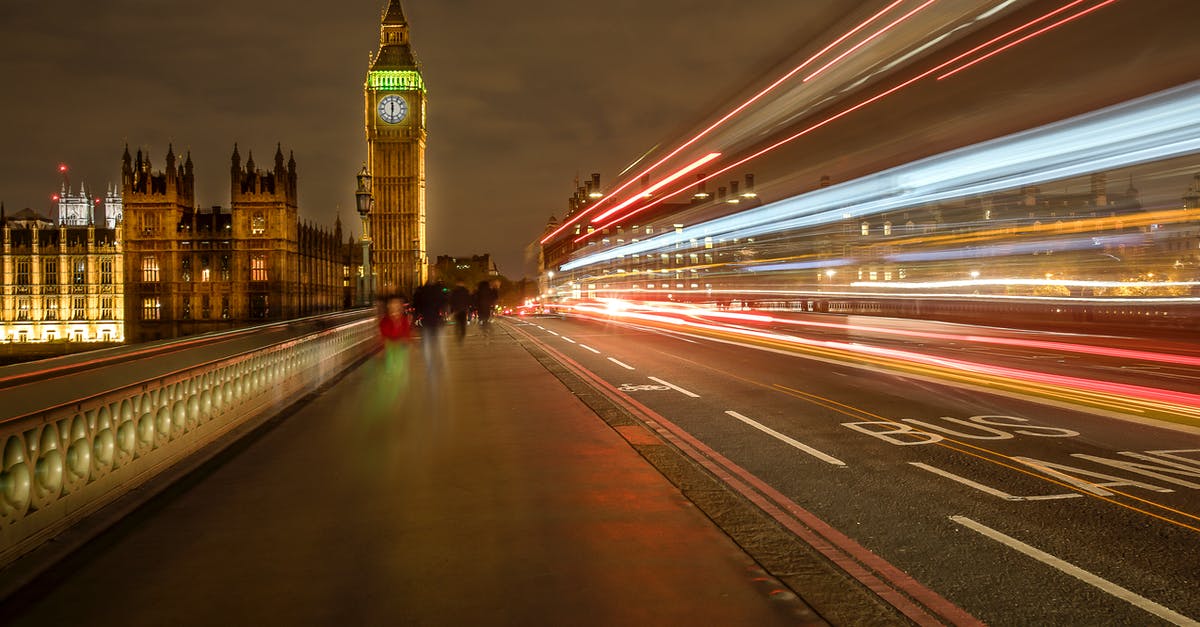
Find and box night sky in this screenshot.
[0,0,849,276]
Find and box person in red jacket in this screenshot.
[379,295,412,376]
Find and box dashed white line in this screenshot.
[561,337,577,344]
[546,330,560,336]
[911,463,1081,502]
[647,376,700,398]
[951,516,1195,626]
[579,344,602,354]
[608,358,636,370]
[725,411,846,466]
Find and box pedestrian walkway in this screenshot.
[8,323,810,626]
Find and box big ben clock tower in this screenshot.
[365,0,427,295]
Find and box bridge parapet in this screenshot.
[0,313,377,570]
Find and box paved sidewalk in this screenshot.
[8,324,813,626]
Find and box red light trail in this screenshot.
[590,152,721,223]
[540,0,911,245]
[578,0,1123,236]
[803,0,936,83]
[938,0,1121,80]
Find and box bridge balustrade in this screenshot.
[0,313,377,569]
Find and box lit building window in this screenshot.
[181,257,192,282]
[73,258,86,285]
[16,260,31,286]
[101,297,113,320]
[100,259,113,285]
[251,255,268,281]
[142,255,160,282]
[16,298,30,320]
[43,259,58,286]
[46,300,59,321]
[142,297,161,320]
[861,222,870,236]
[73,297,86,320]
[251,213,267,235]
[883,222,892,236]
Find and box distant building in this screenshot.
[54,183,122,229]
[0,204,124,351]
[121,144,353,343]
[432,254,500,289]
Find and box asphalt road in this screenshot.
[510,313,1200,625]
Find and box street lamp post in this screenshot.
[355,165,374,307]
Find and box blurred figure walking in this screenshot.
[412,278,448,372]
[475,279,500,340]
[378,295,412,379]
[449,280,472,343]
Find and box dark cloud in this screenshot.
[0,0,847,275]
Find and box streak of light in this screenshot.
[590,153,721,224]
[585,298,1200,368]
[852,279,1200,289]
[580,0,1127,235]
[560,301,1200,420]
[563,82,1200,270]
[540,0,910,244]
[938,0,1121,81]
[803,0,936,82]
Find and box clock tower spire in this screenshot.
[365,0,427,295]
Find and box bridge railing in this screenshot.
[0,312,378,569]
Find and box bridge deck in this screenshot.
[8,323,808,625]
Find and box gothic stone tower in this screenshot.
[365,0,428,296]
[121,145,196,342]
[230,144,301,322]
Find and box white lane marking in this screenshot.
[546,330,560,336]
[579,344,602,354]
[951,516,1196,626]
[608,357,636,370]
[535,325,545,330]
[561,337,577,344]
[910,463,1081,502]
[647,376,700,398]
[726,411,846,466]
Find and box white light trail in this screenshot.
[562,82,1200,272]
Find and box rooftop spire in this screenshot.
[381,0,407,25]
[372,0,418,71]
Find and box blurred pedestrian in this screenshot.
[449,280,472,343]
[475,279,500,339]
[412,278,448,371]
[378,294,412,377]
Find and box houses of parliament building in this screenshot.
[0,145,357,356]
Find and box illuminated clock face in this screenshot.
[378,95,409,124]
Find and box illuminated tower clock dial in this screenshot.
[378,95,409,124]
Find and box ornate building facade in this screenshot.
[365,0,428,296]
[0,205,124,352]
[121,145,352,343]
